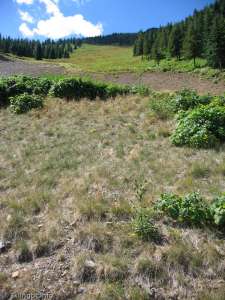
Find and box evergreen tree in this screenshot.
[34,42,42,60]
[182,23,201,66]
[206,15,225,69]
[168,25,183,60]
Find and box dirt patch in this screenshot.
[0,58,224,94]
[0,58,66,76]
[101,71,225,95]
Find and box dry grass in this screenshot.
[1,95,225,298]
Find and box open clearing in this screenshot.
[1,95,225,299]
[0,49,225,95]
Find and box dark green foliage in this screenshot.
[171,89,212,112]
[155,193,211,226]
[155,193,182,219]
[133,0,225,70]
[149,93,175,120]
[50,78,129,100]
[168,25,183,60]
[133,32,144,56]
[7,76,52,96]
[182,23,201,66]
[0,76,53,108]
[210,196,225,226]
[171,103,225,148]
[10,93,44,114]
[206,15,225,69]
[34,42,42,60]
[0,35,80,60]
[82,33,138,46]
[0,80,8,107]
[132,208,160,242]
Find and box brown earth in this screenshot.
[0,57,66,76]
[0,57,224,94]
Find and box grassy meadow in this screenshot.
[1,90,225,299]
[50,44,225,80]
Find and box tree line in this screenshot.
[133,0,225,68]
[82,33,138,46]
[0,36,82,60]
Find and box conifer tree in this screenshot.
[34,42,42,60]
[182,23,201,66]
[168,25,183,60]
[206,15,225,69]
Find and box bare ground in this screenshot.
[0,57,224,94]
[0,57,65,76]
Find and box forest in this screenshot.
[0,36,81,60]
[81,33,138,46]
[133,0,225,68]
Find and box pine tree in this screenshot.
[168,25,183,60]
[206,15,225,69]
[143,36,151,57]
[182,23,201,66]
[34,42,42,60]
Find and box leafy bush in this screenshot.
[32,78,53,96]
[149,94,174,120]
[155,192,211,226]
[210,196,225,227]
[0,76,53,108]
[132,208,159,241]
[0,80,8,107]
[130,84,151,96]
[179,193,211,225]
[50,78,129,100]
[171,104,225,148]
[5,76,52,97]
[155,193,182,219]
[10,93,44,114]
[171,89,212,112]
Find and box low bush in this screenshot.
[155,192,211,226]
[50,78,129,100]
[149,93,174,120]
[3,76,52,97]
[155,193,182,219]
[171,104,225,148]
[130,84,151,96]
[210,196,225,227]
[0,80,8,107]
[0,76,53,108]
[171,89,212,112]
[132,208,160,241]
[10,93,44,114]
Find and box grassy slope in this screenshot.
[1,94,225,299]
[51,44,224,80]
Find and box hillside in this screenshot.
[1,83,225,299]
[134,0,225,69]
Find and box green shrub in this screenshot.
[171,104,225,148]
[0,80,8,107]
[50,78,129,100]
[10,93,44,114]
[155,192,211,226]
[32,78,53,96]
[210,196,225,227]
[17,240,33,263]
[0,76,53,108]
[132,208,159,241]
[149,94,174,120]
[179,193,211,225]
[171,89,212,112]
[155,193,182,219]
[130,84,151,96]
